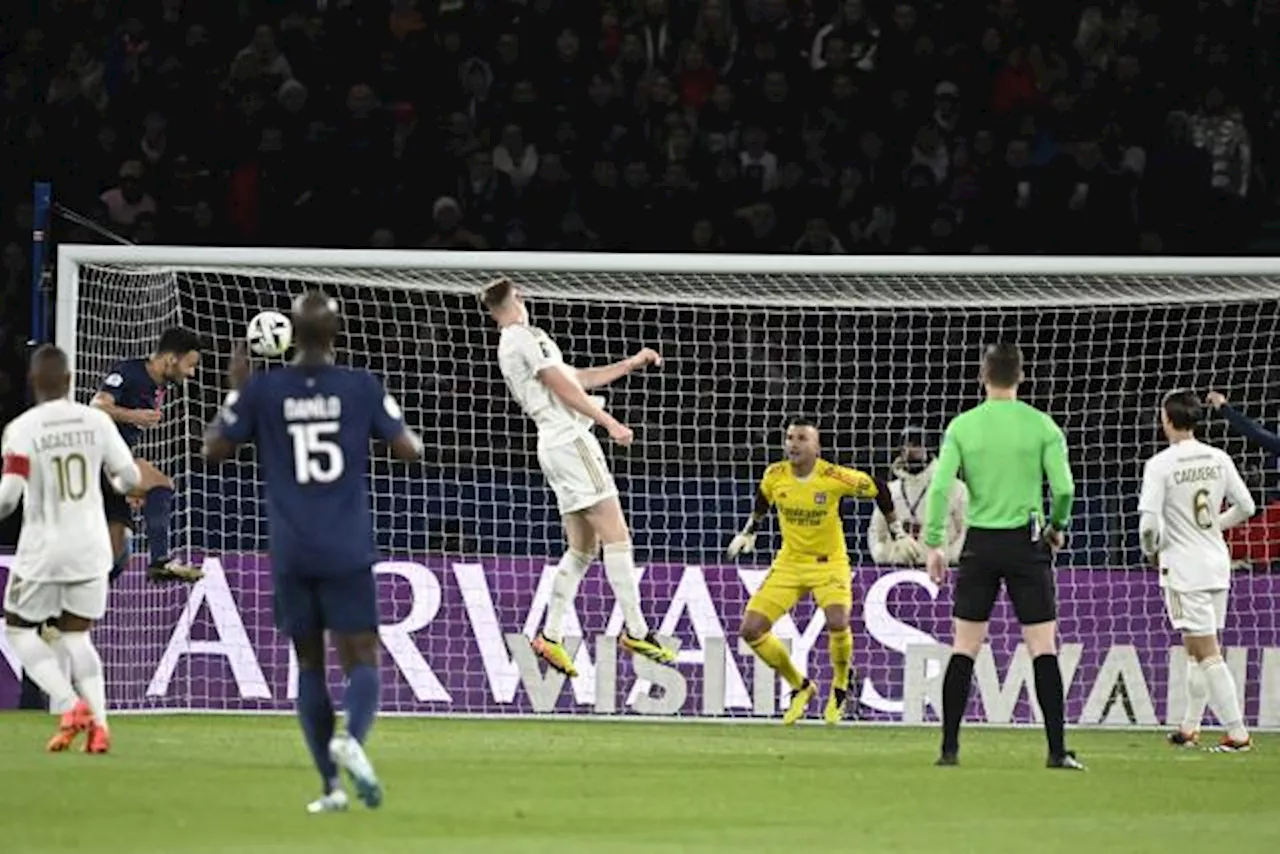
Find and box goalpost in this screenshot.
[34,246,1280,728]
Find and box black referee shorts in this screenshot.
[100,471,135,530]
[953,526,1056,625]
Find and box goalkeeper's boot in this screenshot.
[823,687,849,725]
[1208,735,1252,753]
[532,633,578,677]
[307,789,350,814]
[83,721,111,755]
[621,632,677,666]
[46,699,93,752]
[1167,728,1200,749]
[147,558,204,583]
[782,679,817,725]
[329,733,383,809]
[1046,751,1087,771]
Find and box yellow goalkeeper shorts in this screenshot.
[745,561,853,623]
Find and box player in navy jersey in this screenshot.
[203,291,422,814]
[91,327,204,583]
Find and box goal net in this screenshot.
[28,248,1280,728]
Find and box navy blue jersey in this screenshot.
[98,358,165,448]
[216,364,405,577]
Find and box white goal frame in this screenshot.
[47,246,1280,729]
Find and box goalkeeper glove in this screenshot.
[727,520,757,558]
[888,520,926,564]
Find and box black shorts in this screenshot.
[100,472,134,529]
[953,526,1057,625]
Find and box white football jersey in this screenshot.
[1138,439,1253,592]
[2,399,138,582]
[497,324,597,448]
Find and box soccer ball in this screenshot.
[246,311,293,357]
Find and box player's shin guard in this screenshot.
[297,669,340,791]
[1181,658,1209,735]
[344,664,380,744]
[940,652,975,756]
[1201,656,1249,743]
[1032,654,1067,758]
[829,628,853,691]
[144,486,175,565]
[5,626,78,712]
[60,632,107,727]
[543,549,593,643]
[747,632,804,690]
[602,541,649,638]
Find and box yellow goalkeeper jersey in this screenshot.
[759,459,880,569]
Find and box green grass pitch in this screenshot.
[2,714,1276,853]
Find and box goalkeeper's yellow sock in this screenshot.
[829,628,853,691]
[747,632,804,690]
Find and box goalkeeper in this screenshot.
[726,418,921,724]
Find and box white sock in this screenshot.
[5,625,78,713]
[60,631,108,727]
[1200,656,1248,742]
[1181,658,1208,733]
[602,541,649,638]
[542,549,593,643]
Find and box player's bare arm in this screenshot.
[575,347,662,389]
[726,487,772,556]
[90,390,162,427]
[203,342,251,464]
[537,364,634,446]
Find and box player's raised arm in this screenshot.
[1218,455,1257,531]
[1206,391,1280,455]
[535,365,633,446]
[575,347,663,390]
[203,343,255,463]
[826,461,920,556]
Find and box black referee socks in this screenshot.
[940,652,975,756]
[1033,654,1067,758]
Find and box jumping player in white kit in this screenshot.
[1,345,140,753]
[480,277,675,676]
[1138,390,1256,752]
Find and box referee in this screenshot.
[923,343,1084,770]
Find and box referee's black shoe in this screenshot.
[1047,751,1086,771]
[934,752,959,767]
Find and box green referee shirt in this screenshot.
[923,398,1075,548]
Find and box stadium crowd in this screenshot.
[2,0,1279,551]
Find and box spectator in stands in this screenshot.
[99,161,157,229]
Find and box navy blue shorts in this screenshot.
[100,472,134,529]
[272,569,379,638]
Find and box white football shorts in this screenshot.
[538,434,618,515]
[3,573,109,623]
[1163,587,1228,637]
